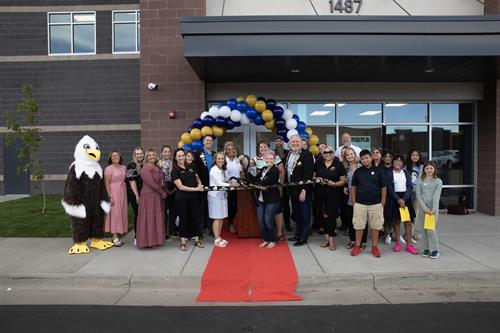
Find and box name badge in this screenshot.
[371,171,375,175]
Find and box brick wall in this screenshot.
[0,0,138,6]
[484,0,500,14]
[139,0,205,150]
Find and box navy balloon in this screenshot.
[187,126,193,133]
[191,140,203,152]
[183,143,192,151]
[226,119,236,130]
[226,98,237,110]
[275,118,286,130]
[215,116,226,127]
[273,106,284,119]
[297,121,306,132]
[292,114,300,122]
[234,121,241,127]
[246,108,258,120]
[257,96,266,102]
[254,114,264,126]
[203,115,215,126]
[277,128,288,140]
[236,101,249,113]
[192,118,203,129]
[266,99,277,111]
[299,132,309,140]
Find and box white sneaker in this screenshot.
[411,236,417,244]
[399,235,407,244]
[384,235,391,245]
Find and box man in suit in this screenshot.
[285,134,315,246]
[194,135,216,236]
[274,135,292,232]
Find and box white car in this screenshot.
[432,150,460,168]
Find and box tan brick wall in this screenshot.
[139,0,205,150]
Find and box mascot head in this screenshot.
[73,135,103,179]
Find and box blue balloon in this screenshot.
[215,116,226,127]
[218,103,224,108]
[273,106,284,119]
[237,101,249,113]
[182,143,192,151]
[299,132,309,140]
[191,140,203,152]
[254,114,264,126]
[297,121,306,132]
[275,118,286,130]
[277,128,288,140]
[226,98,237,110]
[203,115,215,126]
[187,126,193,133]
[292,114,300,122]
[192,118,203,129]
[246,108,258,120]
[234,121,241,127]
[226,119,236,130]
[266,99,277,111]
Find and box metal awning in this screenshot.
[180,15,500,82]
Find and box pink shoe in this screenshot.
[405,244,418,255]
[393,242,401,252]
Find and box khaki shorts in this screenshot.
[353,203,384,231]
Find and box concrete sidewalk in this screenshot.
[0,213,499,306]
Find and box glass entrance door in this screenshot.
[216,126,275,158]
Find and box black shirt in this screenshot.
[171,165,199,200]
[351,165,386,205]
[126,161,142,195]
[314,159,346,198]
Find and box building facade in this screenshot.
[1,0,500,216]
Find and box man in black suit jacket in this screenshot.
[193,136,216,235]
[285,134,315,246]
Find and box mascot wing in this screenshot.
[61,165,86,219]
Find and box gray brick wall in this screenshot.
[0,59,140,126]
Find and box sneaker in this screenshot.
[384,235,392,245]
[351,246,362,256]
[405,244,418,255]
[430,251,440,259]
[411,236,417,244]
[399,235,407,244]
[372,246,381,258]
[393,242,401,252]
[422,249,430,258]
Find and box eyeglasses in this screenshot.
[323,151,333,154]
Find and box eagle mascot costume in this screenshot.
[62,135,114,254]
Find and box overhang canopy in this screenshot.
[180,15,500,82]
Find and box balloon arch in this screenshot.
[177,95,320,156]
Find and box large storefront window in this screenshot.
[338,103,382,124]
[384,126,428,159]
[338,126,382,151]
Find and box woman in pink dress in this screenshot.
[104,151,128,247]
[136,149,167,249]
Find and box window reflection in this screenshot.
[440,187,474,210]
[384,126,428,160]
[310,127,336,149]
[432,103,474,123]
[385,103,428,123]
[338,103,382,124]
[339,126,382,151]
[289,103,335,126]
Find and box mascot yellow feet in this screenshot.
[68,242,90,254]
[90,239,114,250]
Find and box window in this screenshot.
[48,12,96,55]
[384,103,428,123]
[338,103,382,124]
[113,10,140,53]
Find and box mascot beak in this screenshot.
[86,148,101,161]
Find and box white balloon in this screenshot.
[240,113,250,125]
[219,106,231,118]
[286,119,297,130]
[208,106,220,118]
[230,110,242,122]
[283,109,294,121]
[287,129,299,140]
[200,111,209,119]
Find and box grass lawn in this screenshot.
[0,195,135,237]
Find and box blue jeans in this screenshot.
[256,201,279,242]
[291,193,312,242]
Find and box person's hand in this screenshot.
[343,187,349,195]
[161,192,167,200]
[110,198,115,206]
[425,208,433,215]
[397,199,405,207]
[299,190,306,202]
[327,180,335,187]
[197,184,205,192]
[135,194,139,203]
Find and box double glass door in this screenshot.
[216,126,276,158]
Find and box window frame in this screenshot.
[47,11,97,56]
[112,10,140,54]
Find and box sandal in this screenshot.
[345,241,355,249]
[214,238,227,248]
[180,241,188,251]
[195,240,205,248]
[112,238,123,247]
[320,240,329,248]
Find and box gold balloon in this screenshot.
[189,128,202,140]
[177,140,184,149]
[255,100,266,113]
[212,126,224,137]
[181,132,193,144]
[305,127,313,136]
[201,126,213,137]
[246,95,257,108]
[262,109,273,122]
[236,96,245,102]
[309,145,320,156]
[308,134,319,146]
[265,119,275,130]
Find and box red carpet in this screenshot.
[196,232,302,302]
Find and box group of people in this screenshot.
[102,131,443,259]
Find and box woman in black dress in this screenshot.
[314,145,347,250]
[126,146,144,241]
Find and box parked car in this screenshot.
[432,150,460,168]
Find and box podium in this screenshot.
[232,190,261,238]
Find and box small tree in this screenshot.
[4,84,46,213]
